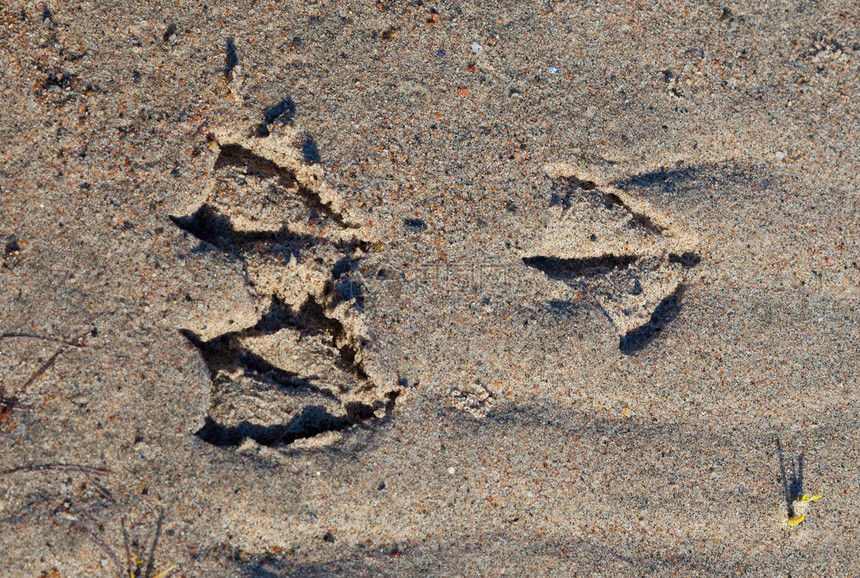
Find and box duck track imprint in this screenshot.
[524,164,701,354]
[171,123,400,448]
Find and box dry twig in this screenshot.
[0,463,110,477]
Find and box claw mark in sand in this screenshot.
[171,122,400,448]
[524,164,700,354]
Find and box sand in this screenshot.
[1,1,857,576]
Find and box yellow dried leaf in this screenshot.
[152,565,176,578]
[786,514,805,527]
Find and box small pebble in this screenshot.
[471,42,483,54]
[447,466,456,475]
[163,23,177,43]
[621,407,632,418]
[404,218,428,233]
[549,66,559,74]
[775,151,785,161]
